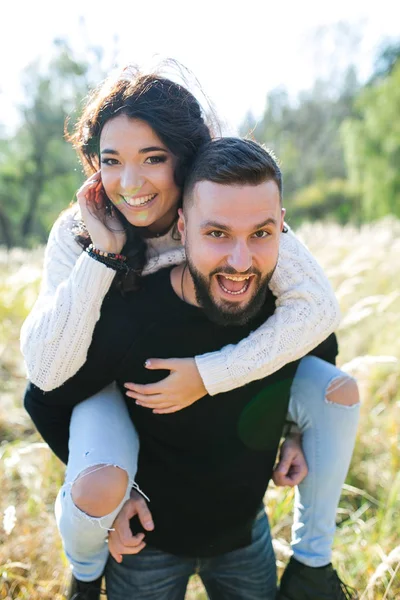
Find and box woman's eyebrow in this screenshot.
[100,146,168,155]
[138,146,168,154]
[100,148,119,155]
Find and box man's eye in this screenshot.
[209,231,226,238]
[144,156,167,164]
[100,158,119,166]
[253,231,270,238]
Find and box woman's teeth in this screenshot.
[123,193,157,206]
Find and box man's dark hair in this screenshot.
[183,137,282,207]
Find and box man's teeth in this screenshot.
[220,285,247,295]
[123,194,156,206]
[218,275,251,295]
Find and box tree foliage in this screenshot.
[241,39,400,226]
[341,60,400,221]
[0,40,104,248]
[241,67,360,224]
[0,35,399,248]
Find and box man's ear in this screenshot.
[280,207,286,232]
[177,208,186,245]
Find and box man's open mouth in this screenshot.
[216,274,253,296]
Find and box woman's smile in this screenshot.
[120,193,158,208]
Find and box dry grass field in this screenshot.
[1,218,399,599]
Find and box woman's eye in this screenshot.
[144,155,167,164]
[209,231,226,238]
[253,231,270,239]
[100,158,119,166]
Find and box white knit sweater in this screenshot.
[20,206,341,393]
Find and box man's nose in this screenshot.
[226,241,253,273]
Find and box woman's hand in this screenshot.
[108,490,154,563]
[272,433,308,487]
[124,358,207,414]
[76,171,126,254]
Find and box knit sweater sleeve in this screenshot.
[20,208,118,391]
[20,210,186,392]
[194,226,341,396]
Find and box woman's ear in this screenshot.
[177,209,186,245]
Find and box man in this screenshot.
[25,138,355,599]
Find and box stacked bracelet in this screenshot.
[86,245,129,273]
[87,244,126,261]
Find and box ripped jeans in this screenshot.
[55,356,360,581]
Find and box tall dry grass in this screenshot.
[0,218,399,599]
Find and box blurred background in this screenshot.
[1,0,400,244]
[0,1,399,599]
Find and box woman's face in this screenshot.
[100,115,180,233]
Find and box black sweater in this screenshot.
[24,267,338,557]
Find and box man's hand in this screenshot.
[273,433,308,487]
[124,357,207,414]
[108,490,154,563]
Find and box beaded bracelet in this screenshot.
[86,247,129,273]
[87,243,126,261]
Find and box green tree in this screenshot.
[290,178,361,225]
[369,40,400,82]
[241,67,359,208]
[239,19,362,220]
[0,40,105,248]
[342,60,400,220]
[238,21,371,225]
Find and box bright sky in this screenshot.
[1,0,399,132]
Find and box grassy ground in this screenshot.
[0,218,399,599]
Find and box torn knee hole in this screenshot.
[71,465,129,518]
[326,376,359,406]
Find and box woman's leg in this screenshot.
[55,382,141,582]
[287,356,360,567]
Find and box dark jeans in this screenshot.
[105,509,276,600]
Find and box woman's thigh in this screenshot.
[65,382,139,484]
[288,356,358,428]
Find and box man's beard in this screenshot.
[186,255,276,327]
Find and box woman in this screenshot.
[22,64,359,599]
